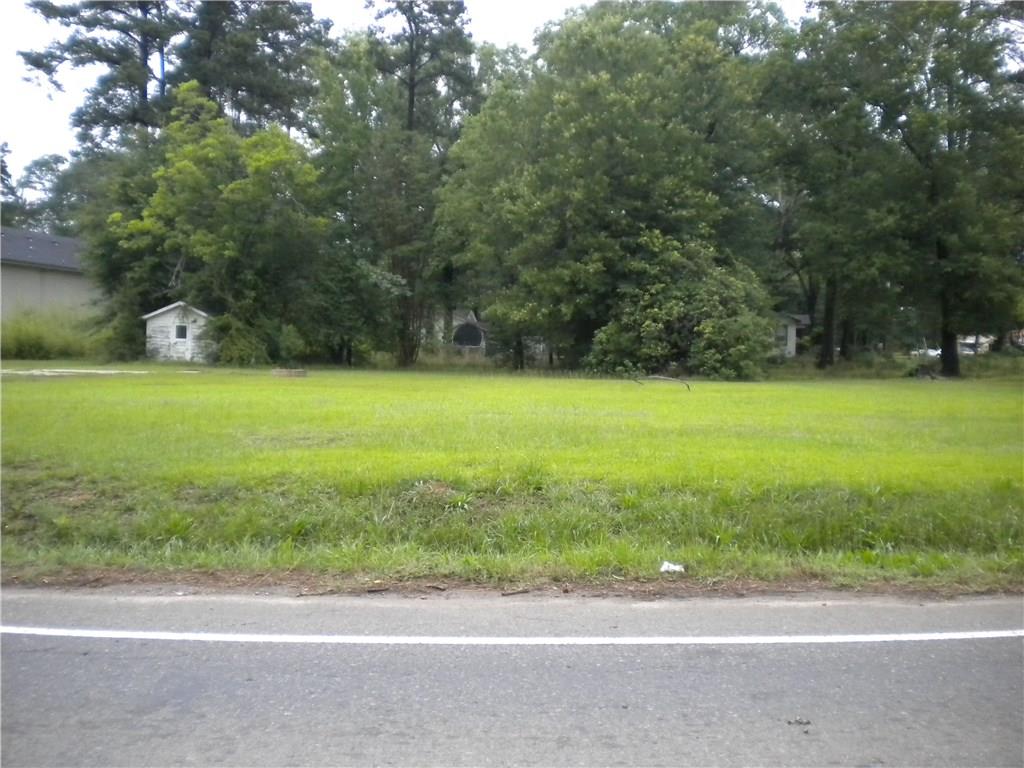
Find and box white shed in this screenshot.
[141,301,213,362]
[775,313,809,358]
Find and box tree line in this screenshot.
[3,0,1022,377]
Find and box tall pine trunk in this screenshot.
[443,307,453,345]
[939,281,960,377]
[804,274,819,338]
[839,315,855,361]
[929,164,960,376]
[156,2,166,99]
[817,278,837,369]
[396,297,422,367]
[513,336,525,371]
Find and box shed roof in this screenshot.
[141,301,211,321]
[0,229,85,273]
[776,312,810,327]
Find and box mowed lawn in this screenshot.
[2,365,1021,588]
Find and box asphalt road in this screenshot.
[2,587,1022,767]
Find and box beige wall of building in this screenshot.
[1,263,100,319]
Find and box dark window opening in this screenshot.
[453,323,483,346]
[175,324,188,340]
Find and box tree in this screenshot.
[173,1,331,135]
[439,2,777,376]
[75,130,169,357]
[435,66,542,367]
[7,153,83,235]
[22,2,333,146]
[1,143,30,228]
[20,1,181,146]
[106,83,330,363]
[371,0,475,139]
[587,232,773,379]
[308,36,401,362]
[805,1,1024,375]
[314,1,478,366]
[351,126,442,365]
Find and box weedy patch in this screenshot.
[404,479,458,503]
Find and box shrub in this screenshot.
[961,349,1024,378]
[277,323,308,366]
[211,315,270,366]
[587,232,773,379]
[0,311,94,359]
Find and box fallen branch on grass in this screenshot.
[633,375,692,390]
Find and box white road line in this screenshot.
[2,626,1022,646]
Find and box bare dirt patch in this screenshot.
[1,369,149,377]
[3,566,1017,600]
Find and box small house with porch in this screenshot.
[141,301,213,362]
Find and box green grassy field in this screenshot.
[2,363,1022,589]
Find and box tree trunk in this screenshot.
[137,4,150,117]
[939,327,959,376]
[939,286,960,377]
[513,336,525,371]
[936,236,960,377]
[405,33,418,131]
[138,42,150,112]
[395,297,421,367]
[407,80,417,132]
[816,278,837,369]
[805,274,819,336]
[397,333,418,367]
[157,3,166,99]
[443,307,453,344]
[839,315,855,361]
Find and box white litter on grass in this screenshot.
[660,561,686,573]
[2,369,150,377]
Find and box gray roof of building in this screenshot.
[776,312,811,326]
[1,229,85,273]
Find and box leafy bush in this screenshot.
[587,232,773,379]
[0,311,95,359]
[100,310,147,361]
[277,323,308,365]
[211,315,270,366]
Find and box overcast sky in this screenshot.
[0,1,807,181]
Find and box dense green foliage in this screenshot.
[105,83,330,363]
[2,368,1020,586]
[7,1,1023,375]
[786,2,1024,374]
